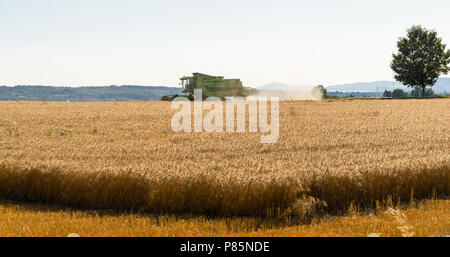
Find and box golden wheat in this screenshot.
[0,99,448,218]
[0,199,448,237]
[385,207,416,237]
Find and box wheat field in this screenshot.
[0,199,448,237]
[0,99,448,219]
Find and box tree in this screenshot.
[392,88,408,98]
[314,85,329,99]
[391,25,450,98]
[411,87,435,98]
[383,90,392,97]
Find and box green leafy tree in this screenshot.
[314,85,329,99]
[392,88,408,98]
[383,90,392,97]
[391,25,450,98]
[411,87,435,98]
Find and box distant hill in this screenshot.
[0,85,182,101]
[326,78,450,94]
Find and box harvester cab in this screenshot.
[180,76,195,92]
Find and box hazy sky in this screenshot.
[1,0,449,87]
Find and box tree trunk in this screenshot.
[422,86,426,98]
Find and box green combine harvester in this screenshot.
[161,73,256,101]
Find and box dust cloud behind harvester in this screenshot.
[254,82,323,100]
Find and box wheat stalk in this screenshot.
[385,207,416,237]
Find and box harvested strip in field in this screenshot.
[0,199,448,237]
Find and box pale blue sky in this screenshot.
[1,0,449,87]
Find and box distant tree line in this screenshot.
[383,87,437,98]
[328,91,385,98]
[0,85,182,101]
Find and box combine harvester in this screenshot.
[161,73,256,101]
